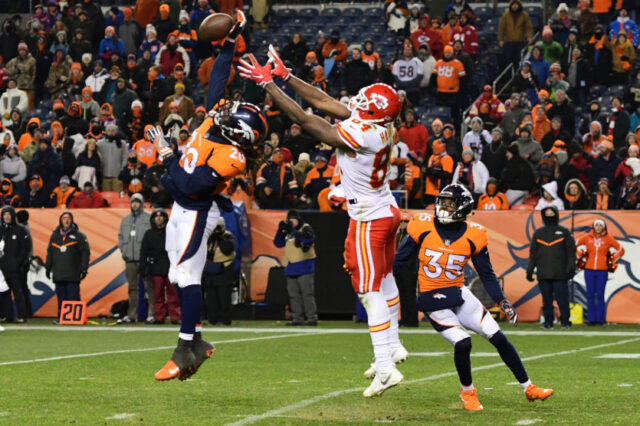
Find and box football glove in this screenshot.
[267,44,291,81]
[228,10,246,41]
[500,299,518,325]
[238,54,273,88]
[146,125,173,160]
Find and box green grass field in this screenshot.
[1,320,640,425]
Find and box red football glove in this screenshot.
[238,54,273,88]
[268,44,291,81]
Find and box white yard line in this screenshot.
[228,337,640,426]
[0,333,316,367]
[5,325,640,337]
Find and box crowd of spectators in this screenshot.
[0,0,637,213]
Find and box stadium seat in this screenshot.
[343,7,360,17]
[323,7,341,18]
[276,9,297,18]
[430,106,451,119]
[607,84,626,98]
[364,7,384,18]
[299,8,319,19]
[473,6,492,20]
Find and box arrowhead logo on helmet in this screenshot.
[348,83,401,124]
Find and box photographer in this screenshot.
[139,209,180,325]
[273,210,318,326]
[202,218,236,326]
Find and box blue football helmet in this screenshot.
[435,184,474,224]
[210,101,268,150]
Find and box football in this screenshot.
[198,13,234,43]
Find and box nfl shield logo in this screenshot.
[444,239,451,246]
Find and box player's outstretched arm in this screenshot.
[472,247,518,325]
[207,10,246,110]
[267,45,351,120]
[238,55,349,150]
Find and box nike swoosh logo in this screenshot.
[169,367,180,375]
[230,164,238,169]
[380,376,390,386]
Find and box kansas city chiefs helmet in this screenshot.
[348,83,402,124]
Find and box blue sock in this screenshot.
[489,331,528,383]
[179,285,202,337]
[454,337,473,386]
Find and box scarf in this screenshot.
[608,107,622,135]
[596,192,609,209]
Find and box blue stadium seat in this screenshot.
[607,84,626,98]
[299,8,319,19]
[429,106,452,120]
[525,6,542,18]
[323,7,341,18]
[473,6,492,19]
[343,7,360,17]
[496,6,507,16]
[364,7,384,18]
[276,9,297,18]
[589,84,607,98]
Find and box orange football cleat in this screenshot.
[525,384,554,401]
[154,339,196,381]
[460,388,484,411]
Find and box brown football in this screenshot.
[198,13,234,43]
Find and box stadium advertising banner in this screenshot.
[24,209,640,323]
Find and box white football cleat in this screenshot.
[363,344,409,379]
[363,367,404,397]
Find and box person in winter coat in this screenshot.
[142,160,172,208]
[591,140,621,191]
[477,177,509,209]
[152,4,175,46]
[343,48,373,96]
[26,138,62,193]
[68,181,108,208]
[462,117,491,158]
[399,109,429,158]
[608,96,630,150]
[501,93,527,142]
[60,102,88,137]
[590,177,617,209]
[610,32,636,84]
[582,120,608,157]
[158,83,194,123]
[74,138,102,186]
[25,175,53,208]
[85,60,109,94]
[6,42,36,109]
[7,109,26,142]
[139,209,179,324]
[535,180,565,211]
[527,206,576,329]
[0,178,21,207]
[49,175,76,208]
[118,7,142,56]
[44,45,73,98]
[111,77,138,119]
[138,24,164,62]
[97,122,128,192]
[155,33,190,78]
[302,155,333,209]
[118,193,153,324]
[0,206,30,322]
[281,33,309,70]
[541,116,572,152]
[515,126,544,167]
[79,87,100,123]
[529,46,549,88]
[45,211,90,319]
[255,148,299,209]
[451,146,490,199]
[500,142,536,205]
[410,14,443,58]
[481,127,508,179]
[498,0,533,68]
[0,79,27,127]
[563,178,589,209]
[202,217,237,325]
[546,90,575,136]
[576,219,625,325]
[119,150,147,195]
[0,144,26,200]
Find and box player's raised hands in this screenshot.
[238,54,273,88]
[267,44,291,81]
[228,10,246,41]
[147,125,173,160]
[500,299,518,325]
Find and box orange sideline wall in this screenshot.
[25,209,640,323]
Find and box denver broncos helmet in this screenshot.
[435,184,474,224]
[209,101,268,150]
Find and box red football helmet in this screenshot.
[348,83,401,124]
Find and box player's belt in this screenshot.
[348,198,358,205]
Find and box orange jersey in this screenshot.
[132,139,157,168]
[361,52,380,69]
[576,230,624,270]
[425,154,454,196]
[407,213,488,292]
[477,193,509,210]
[433,58,466,93]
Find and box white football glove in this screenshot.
[500,299,518,325]
[147,125,173,160]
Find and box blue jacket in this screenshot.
[98,37,125,60]
[274,224,315,276]
[530,57,549,88]
[610,18,640,47]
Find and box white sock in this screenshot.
[179,332,194,341]
[381,273,401,347]
[360,292,394,372]
[462,384,475,392]
[520,379,532,391]
[195,324,202,333]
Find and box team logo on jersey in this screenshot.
[443,239,451,246]
[433,293,447,299]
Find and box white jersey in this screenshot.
[335,117,398,221]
